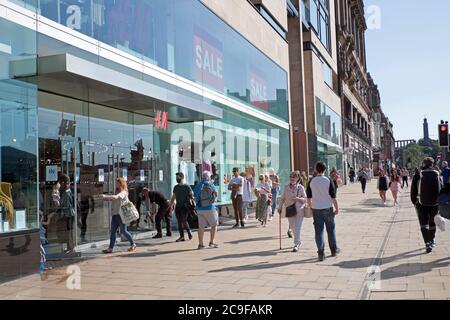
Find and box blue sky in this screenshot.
[365,0,450,141]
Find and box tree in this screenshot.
[403,140,443,168]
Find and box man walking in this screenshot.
[307,162,340,261]
[269,168,280,221]
[357,168,369,194]
[169,172,193,242]
[228,167,245,228]
[411,157,442,253]
[194,171,219,249]
[441,161,450,185]
[401,167,409,189]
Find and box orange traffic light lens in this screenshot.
[440,125,448,132]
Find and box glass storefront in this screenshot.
[0,17,38,234]
[30,0,288,121]
[37,92,290,254]
[314,97,343,175]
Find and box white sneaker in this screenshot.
[268,215,273,221]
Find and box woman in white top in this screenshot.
[240,172,253,222]
[278,171,307,252]
[255,175,271,227]
[101,177,136,253]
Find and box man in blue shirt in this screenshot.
[441,161,450,185]
[193,171,219,249]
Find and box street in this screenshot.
[1,180,450,300]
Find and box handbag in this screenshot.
[304,206,313,218]
[285,186,300,218]
[120,199,139,225]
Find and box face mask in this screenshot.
[176,178,182,183]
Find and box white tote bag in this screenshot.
[303,206,314,219]
[120,199,140,225]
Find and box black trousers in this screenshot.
[360,178,367,193]
[402,176,409,188]
[175,206,191,238]
[415,204,438,245]
[80,209,88,236]
[155,204,172,235]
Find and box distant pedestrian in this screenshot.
[269,168,280,221]
[330,167,339,194]
[441,161,450,185]
[101,177,136,253]
[411,157,442,253]
[307,162,340,261]
[301,171,309,189]
[349,168,356,183]
[357,168,369,193]
[240,172,252,222]
[255,174,271,227]
[56,174,75,254]
[278,171,307,252]
[228,167,245,228]
[194,171,219,249]
[169,172,194,242]
[377,169,389,205]
[389,172,401,206]
[401,167,409,188]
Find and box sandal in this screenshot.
[209,242,219,248]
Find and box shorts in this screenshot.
[198,210,219,229]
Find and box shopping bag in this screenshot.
[434,214,447,232]
[120,200,140,225]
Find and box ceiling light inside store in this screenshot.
[0,42,12,55]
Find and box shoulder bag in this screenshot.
[120,197,139,225]
[285,186,299,218]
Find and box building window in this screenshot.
[321,58,333,88]
[308,0,330,51]
[258,5,286,39]
[315,97,342,146]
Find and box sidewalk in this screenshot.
[1,180,450,300]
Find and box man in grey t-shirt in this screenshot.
[307,162,340,261]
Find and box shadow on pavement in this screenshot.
[333,249,425,270]
[117,248,198,258]
[225,236,280,245]
[379,257,450,280]
[203,248,281,261]
[208,257,319,273]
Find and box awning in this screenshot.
[11,53,222,123]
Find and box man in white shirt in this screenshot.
[228,167,245,228]
[307,162,340,261]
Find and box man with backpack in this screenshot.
[411,157,442,253]
[194,171,219,249]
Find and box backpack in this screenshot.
[418,169,441,206]
[200,182,216,207]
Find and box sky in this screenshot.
[365,0,450,141]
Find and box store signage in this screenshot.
[194,26,224,91]
[249,68,268,110]
[15,210,26,230]
[155,111,169,130]
[46,165,58,182]
[98,169,105,183]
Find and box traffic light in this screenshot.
[439,123,449,147]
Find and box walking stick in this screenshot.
[279,210,282,250]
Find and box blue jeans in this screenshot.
[271,188,278,214]
[109,215,134,249]
[312,208,337,254]
[242,201,250,220]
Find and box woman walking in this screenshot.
[255,175,271,227]
[101,177,136,253]
[278,171,307,252]
[330,167,340,194]
[389,172,401,206]
[377,169,389,205]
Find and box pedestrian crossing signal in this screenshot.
[439,124,449,147]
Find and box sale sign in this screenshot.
[249,68,268,110]
[193,26,224,91]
